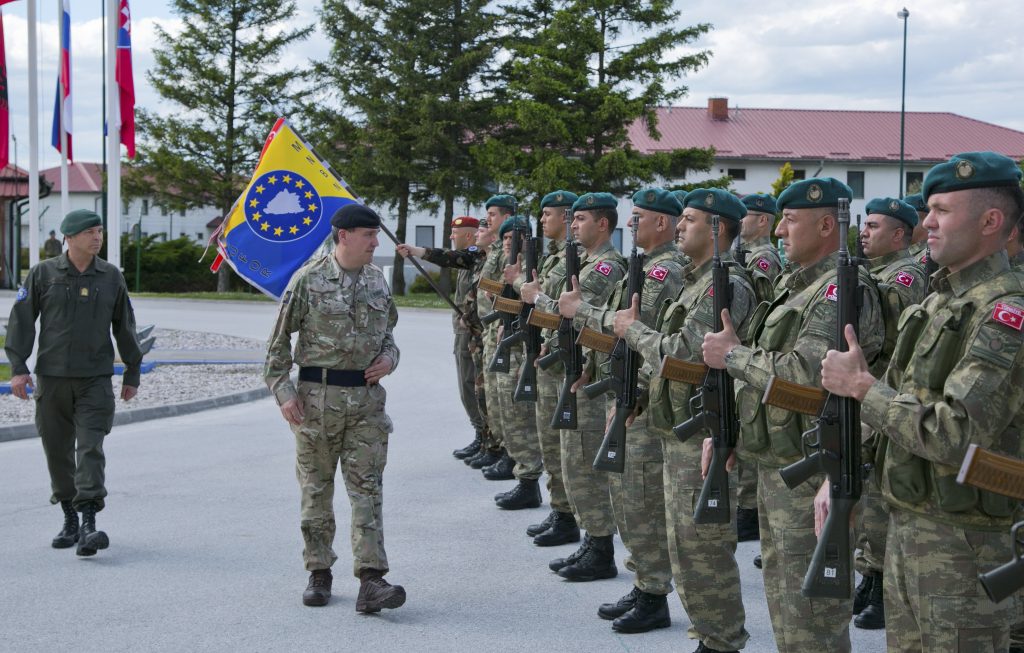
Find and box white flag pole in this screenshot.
[105,0,120,268]
[27,0,39,270]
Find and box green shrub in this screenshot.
[409,271,443,294]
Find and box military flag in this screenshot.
[115,0,135,157]
[214,118,358,298]
[50,0,71,161]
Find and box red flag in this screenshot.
[0,9,8,170]
[116,0,135,158]
[50,0,72,161]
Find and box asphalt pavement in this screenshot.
[0,296,887,653]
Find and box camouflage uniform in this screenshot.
[863,251,1024,652]
[534,240,624,536]
[477,241,506,453]
[264,254,400,577]
[575,240,686,597]
[1012,250,1024,269]
[725,253,884,653]
[628,252,756,651]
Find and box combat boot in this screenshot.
[694,642,738,653]
[753,554,762,569]
[549,534,590,572]
[302,569,332,606]
[452,436,481,459]
[75,502,109,557]
[611,590,670,633]
[482,452,515,480]
[495,479,542,510]
[52,500,79,549]
[558,534,617,581]
[468,448,500,469]
[526,510,557,537]
[533,511,580,547]
[852,573,873,615]
[356,569,406,613]
[597,585,641,620]
[736,507,760,542]
[853,573,885,630]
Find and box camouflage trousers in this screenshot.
[608,412,672,596]
[757,463,851,653]
[560,392,615,536]
[496,347,542,481]
[885,508,1014,653]
[535,369,570,514]
[471,336,499,452]
[454,330,486,433]
[854,478,889,576]
[481,337,504,452]
[662,435,750,651]
[735,453,758,511]
[292,381,391,577]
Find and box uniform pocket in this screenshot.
[737,383,770,454]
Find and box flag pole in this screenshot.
[57,0,69,223]
[105,0,120,268]
[27,0,39,270]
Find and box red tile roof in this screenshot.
[629,104,1024,164]
[41,161,104,193]
[0,164,30,199]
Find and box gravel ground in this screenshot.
[149,328,265,351]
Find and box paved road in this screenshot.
[0,298,886,652]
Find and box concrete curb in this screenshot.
[0,385,271,443]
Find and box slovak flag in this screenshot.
[50,0,72,161]
[115,0,135,158]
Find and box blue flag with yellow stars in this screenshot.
[215,118,357,298]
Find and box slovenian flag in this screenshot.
[116,0,134,158]
[51,0,71,161]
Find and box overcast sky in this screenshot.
[4,0,1022,167]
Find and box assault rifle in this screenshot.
[776,197,864,599]
[482,221,524,373]
[510,231,542,401]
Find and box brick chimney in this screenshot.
[708,97,729,121]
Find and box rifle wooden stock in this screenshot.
[527,309,562,331]
[958,444,1024,501]
[658,356,708,386]
[493,295,524,315]
[762,376,828,416]
[577,327,616,354]
[478,277,504,295]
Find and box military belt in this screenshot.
[298,367,367,387]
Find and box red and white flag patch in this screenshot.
[920,254,928,264]
[595,261,613,277]
[757,257,771,272]
[992,302,1024,331]
[824,284,838,302]
[894,271,915,287]
[706,284,714,297]
[648,265,668,281]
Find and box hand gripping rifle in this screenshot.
[482,222,524,373]
[776,197,864,599]
[668,216,740,524]
[580,219,645,473]
[511,230,543,401]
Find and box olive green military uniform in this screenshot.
[43,236,63,259]
[863,251,1024,652]
[477,241,506,454]
[725,254,884,653]
[575,240,686,597]
[628,252,756,651]
[264,254,400,577]
[5,253,142,512]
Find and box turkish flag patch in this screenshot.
[757,257,770,272]
[706,284,714,297]
[648,265,668,281]
[920,254,928,264]
[992,302,1024,331]
[894,271,915,287]
[595,261,612,277]
[824,284,839,302]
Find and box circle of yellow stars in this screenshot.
[245,171,322,240]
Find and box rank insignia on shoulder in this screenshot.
[15,286,27,302]
[991,302,1024,331]
[757,257,770,272]
[648,265,668,281]
[894,271,915,287]
[595,261,612,277]
[824,283,839,302]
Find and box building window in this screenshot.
[196,233,204,241]
[142,199,150,216]
[415,225,434,248]
[121,199,129,215]
[161,206,168,217]
[906,172,924,195]
[180,208,186,217]
[792,169,806,180]
[847,171,865,199]
[727,168,746,181]
[612,228,623,253]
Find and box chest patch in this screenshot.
[992,302,1024,331]
[79,287,90,298]
[648,265,668,281]
[594,261,612,277]
[894,271,915,287]
[757,257,770,272]
[824,283,838,302]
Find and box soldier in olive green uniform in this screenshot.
[571,188,687,634]
[617,189,756,652]
[822,152,1024,653]
[903,192,929,262]
[703,178,885,653]
[265,204,406,613]
[6,209,143,558]
[43,230,62,258]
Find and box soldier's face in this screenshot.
[775,208,828,266]
[740,212,766,241]
[676,209,712,260]
[486,207,507,237]
[627,208,663,250]
[476,225,495,248]
[572,211,601,249]
[924,190,987,271]
[67,226,103,257]
[541,207,566,240]
[860,214,904,258]
[450,226,475,250]
[502,231,514,257]
[337,227,379,266]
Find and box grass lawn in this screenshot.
[128,291,448,310]
[0,336,8,382]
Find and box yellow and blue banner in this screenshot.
[215,118,357,298]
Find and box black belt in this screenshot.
[298,367,367,387]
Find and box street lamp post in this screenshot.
[898,7,910,198]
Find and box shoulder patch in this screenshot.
[991,302,1024,331]
[595,261,612,277]
[647,265,668,282]
[824,283,839,302]
[757,257,771,272]
[706,284,714,297]
[920,254,928,264]
[894,271,915,288]
[468,245,478,252]
[15,286,27,302]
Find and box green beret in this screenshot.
[330,203,381,230]
[741,193,778,215]
[777,177,854,210]
[902,192,927,213]
[865,197,919,228]
[499,215,529,238]
[684,188,747,222]
[670,190,689,207]
[60,209,102,236]
[485,194,518,210]
[540,190,578,209]
[922,151,1023,201]
[571,192,618,213]
[631,187,683,217]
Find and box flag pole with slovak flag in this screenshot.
[115,0,134,158]
[0,1,13,171]
[51,0,71,218]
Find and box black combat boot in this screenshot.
[75,502,109,557]
[302,569,332,606]
[694,642,739,653]
[550,534,590,572]
[452,435,481,459]
[598,585,641,620]
[611,590,670,633]
[736,507,760,542]
[753,554,762,569]
[853,573,885,630]
[533,511,580,546]
[356,569,406,613]
[52,500,79,549]
[482,452,515,480]
[852,573,874,615]
[558,534,617,581]
[468,448,500,469]
[526,510,557,537]
[495,479,542,510]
